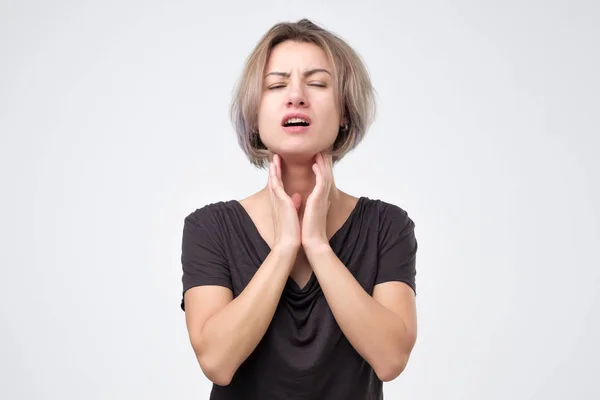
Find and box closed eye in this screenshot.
[267,82,327,90]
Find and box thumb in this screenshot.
[291,193,302,211]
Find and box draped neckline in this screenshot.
[231,196,366,293]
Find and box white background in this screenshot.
[1,0,599,399]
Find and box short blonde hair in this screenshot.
[230,19,376,168]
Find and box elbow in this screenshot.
[191,338,235,386]
[202,362,234,386]
[376,326,417,382]
[197,353,235,386]
[375,353,410,382]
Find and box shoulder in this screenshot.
[181,200,245,256]
[182,200,247,246]
[184,200,240,228]
[359,197,415,233]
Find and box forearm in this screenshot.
[198,245,297,384]
[305,244,412,381]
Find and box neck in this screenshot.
[266,156,340,214]
[281,160,316,202]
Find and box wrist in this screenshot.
[272,242,300,260]
[303,240,332,260]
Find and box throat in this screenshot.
[279,164,317,205]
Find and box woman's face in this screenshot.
[257,40,341,163]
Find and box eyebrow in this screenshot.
[264,68,332,78]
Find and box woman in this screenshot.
[180,19,418,400]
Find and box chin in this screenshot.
[269,143,330,164]
[262,129,336,161]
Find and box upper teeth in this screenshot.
[286,117,307,124]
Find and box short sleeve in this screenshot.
[180,207,232,311]
[375,203,418,294]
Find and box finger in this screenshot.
[325,154,333,183]
[271,159,278,175]
[312,162,323,196]
[273,155,290,197]
[274,158,284,185]
[317,152,327,170]
[323,151,333,169]
[325,153,333,173]
[291,192,302,211]
[274,154,283,181]
[268,162,275,192]
[271,166,289,200]
[273,159,284,190]
[269,161,277,182]
[316,153,330,184]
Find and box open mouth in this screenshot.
[283,117,310,127]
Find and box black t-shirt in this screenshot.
[180,196,417,400]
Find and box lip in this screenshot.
[281,112,312,126]
[283,125,310,134]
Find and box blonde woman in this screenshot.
[180,19,418,400]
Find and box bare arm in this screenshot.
[305,245,417,382]
[184,244,297,386]
[183,155,303,386]
[300,153,417,382]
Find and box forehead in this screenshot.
[265,41,332,72]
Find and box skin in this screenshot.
[184,40,418,387]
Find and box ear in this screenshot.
[340,115,349,128]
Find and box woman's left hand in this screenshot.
[302,152,333,251]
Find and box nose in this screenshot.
[287,82,308,108]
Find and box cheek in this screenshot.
[315,94,340,118]
[257,97,279,126]
[318,102,341,131]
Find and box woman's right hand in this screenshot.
[268,154,302,251]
